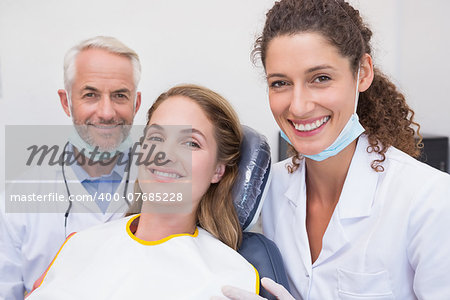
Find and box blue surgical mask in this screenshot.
[280,68,365,161]
[66,93,133,162]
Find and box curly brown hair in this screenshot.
[253,0,422,172]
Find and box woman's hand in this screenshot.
[211,277,296,300]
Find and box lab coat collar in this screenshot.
[68,143,127,182]
[284,159,306,207]
[281,135,379,270]
[283,135,379,218]
[337,135,379,219]
[315,207,350,267]
[317,135,380,266]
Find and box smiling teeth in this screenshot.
[293,116,330,132]
[152,170,180,179]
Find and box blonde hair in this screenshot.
[128,84,243,250]
[63,36,141,96]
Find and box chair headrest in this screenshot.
[232,125,272,231]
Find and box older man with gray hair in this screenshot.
[0,36,142,299]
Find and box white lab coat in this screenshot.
[262,135,450,300]
[0,161,135,300]
[27,215,259,299]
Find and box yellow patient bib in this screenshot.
[28,215,259,300]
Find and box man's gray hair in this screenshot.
[64,36,141,96]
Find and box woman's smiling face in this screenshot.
[138,95,224,212]
[265,32,360,156]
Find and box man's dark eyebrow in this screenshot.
[80,86,132,95]
[82,86,100,92]
[112,88,132,95]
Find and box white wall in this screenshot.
[353,0,450,169]
[1,0,449,172]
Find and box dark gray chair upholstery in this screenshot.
[233,126,290,298]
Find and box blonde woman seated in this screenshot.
[27,85,259,299]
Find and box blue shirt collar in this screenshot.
[68,143,128,182]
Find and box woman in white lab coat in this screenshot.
[220,0,450,299]
[26,84,259,299]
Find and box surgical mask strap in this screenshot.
[354,67,360,114]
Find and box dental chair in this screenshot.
[233,126,290,298]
